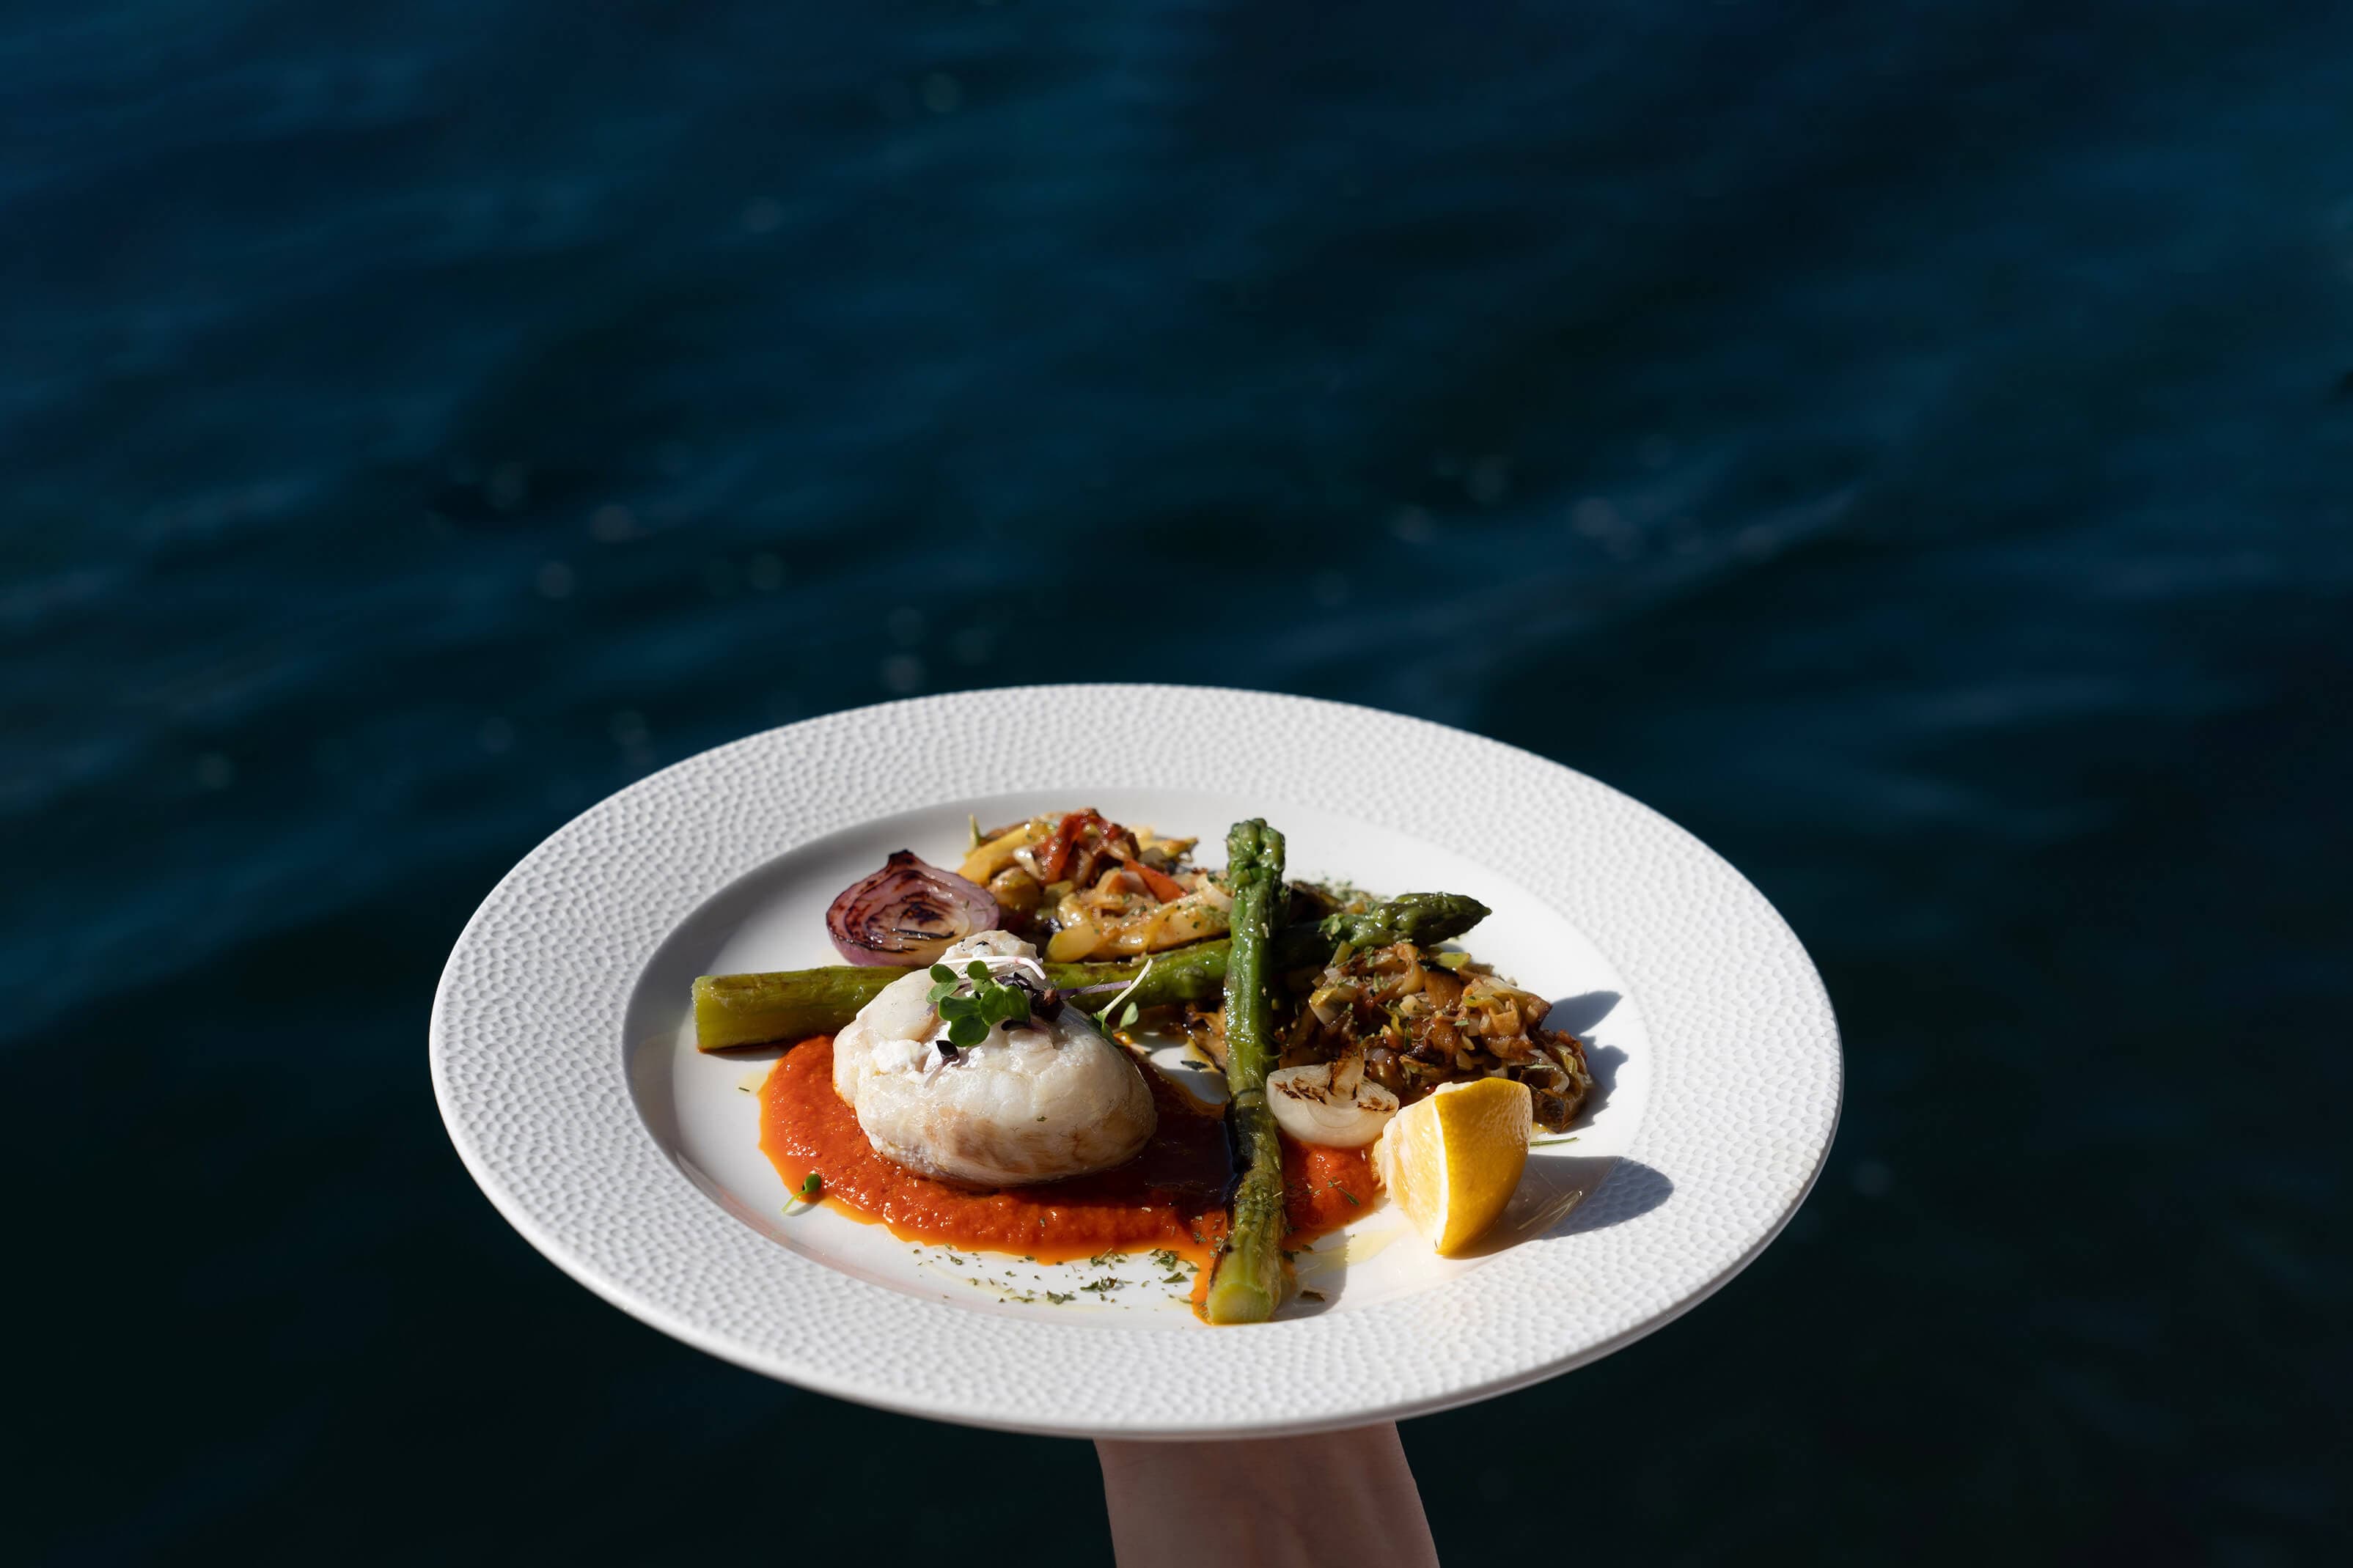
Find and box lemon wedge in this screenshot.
[1371,1078,1533,1255]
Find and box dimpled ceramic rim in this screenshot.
[430,685,1840,1438]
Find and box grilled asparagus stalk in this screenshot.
[1203,819,1289,1325]
[689,890,1490,1050]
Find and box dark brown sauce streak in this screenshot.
[1107,1063,1235,1200]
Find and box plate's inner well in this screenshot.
[628,788,1651,1327]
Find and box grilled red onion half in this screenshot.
[826,850,1001,966]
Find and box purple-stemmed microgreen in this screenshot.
[927,960,1050,1057]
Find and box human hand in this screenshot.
[1095,1421,1439,1567]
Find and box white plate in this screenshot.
[431,685,1840,1438]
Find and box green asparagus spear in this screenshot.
[1314,891,1494,955]
[692,968,900,1051]
[1205,819,1289,1325]
[690,890,1491,1051]
[691,962,1135,1050]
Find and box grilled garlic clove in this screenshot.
[1266,1059,1401,1148]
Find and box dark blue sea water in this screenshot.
[7,2,2349,1563]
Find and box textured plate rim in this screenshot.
[430,685,1841,1438]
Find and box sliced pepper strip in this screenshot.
[1121,854,1188,903]
[1037,809,1105,884]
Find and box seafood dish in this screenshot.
[693,809,1593,1322]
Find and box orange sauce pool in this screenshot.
[758,1037,1377,1268]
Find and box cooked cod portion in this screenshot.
[831,931,1155,1186]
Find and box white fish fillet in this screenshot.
[832,930,1155,1185]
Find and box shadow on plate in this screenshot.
[1546,989,1621,1037]
[1277,1276,1345,1319]
[1569,1044,1628,1130]
[1548,990,1624,1130]
[1455,1154,1675,1258]
[700,1042,792,1062]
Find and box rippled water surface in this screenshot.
[7,3,2350,1564]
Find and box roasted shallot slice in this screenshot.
[826,851,1000,966]
[1265,1048,1401,1148]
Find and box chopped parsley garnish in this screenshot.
[1044,1291,1076,1305]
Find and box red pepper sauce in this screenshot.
[758,1037,1376,1270]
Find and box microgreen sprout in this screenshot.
[783,1170,823,1215]
[927,960,1038,1053]
[1092,954,1157,1035]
